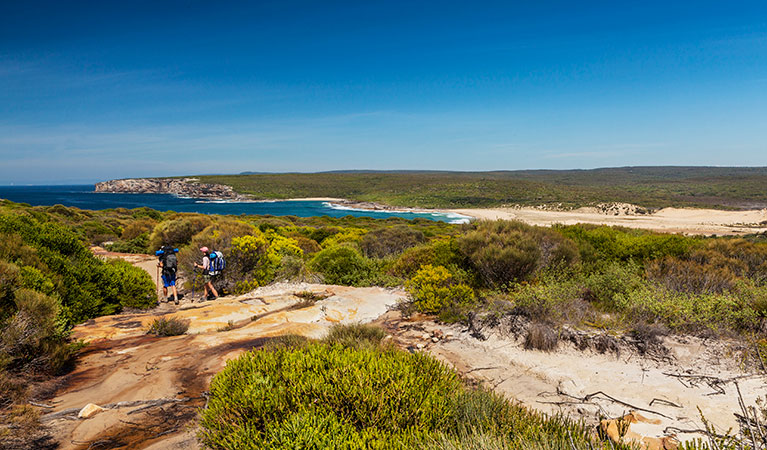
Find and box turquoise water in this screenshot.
[0,185,471,223]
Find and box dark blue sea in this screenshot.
[0,185,470,223]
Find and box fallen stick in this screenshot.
[28,401,54,409]
[581,391,673,419]
[649,398,681,408]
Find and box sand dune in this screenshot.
[448,206,767,236]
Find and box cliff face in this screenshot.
[94,178,249,200]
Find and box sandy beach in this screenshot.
[447,205,767,236]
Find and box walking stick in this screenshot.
[156,265,161,299]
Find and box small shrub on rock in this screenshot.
[146,316,189,336]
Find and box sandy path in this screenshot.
[449,206,767,236]
[378,312,767,448]
[43,284,404,450]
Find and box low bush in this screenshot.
[0,289,72,375]
[406,265,475,321]
[583,261,644,309]
[105,232,150,253]
[309,246,374,286]
[103,259,157,309]
[505,276,593,325]
[199,341,635,450]
[148,215,213,250]
[391,238,468,279]
[320,227,368,248]
[121,218,157,241]
[524,322,559,352]
[146,316,190,336]
[646,256,739,294]
[558,224,695,267]
[360,225,426,258]
[614,286,761,334]
[322,324,387,349]
[458,221,579,289]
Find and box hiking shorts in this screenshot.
[203,271,219,284]
[161,269,177,288]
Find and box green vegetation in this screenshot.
[146,316,190,336]
[199,167,767,209]
[0,204,157,446]
[199,324,635,450]
[1,197,766,448]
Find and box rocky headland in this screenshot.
[94,178,251,201]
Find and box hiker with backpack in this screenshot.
[156,245,179,305]
[194,246,224,301]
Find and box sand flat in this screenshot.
[448,206,767,235]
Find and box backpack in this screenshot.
[158,246,178,270]
[208,251,225,275]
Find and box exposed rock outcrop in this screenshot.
[94,178,250,200]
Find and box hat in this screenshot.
[199,246,209,253]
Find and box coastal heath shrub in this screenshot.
[199,336,637,450]
[102,259,157,309]
[320,227,368,248]
[557,224,694,266]
[148,215,213,249]
[309,246,373,286]
[0,289,71,374]
[228,231,305,290]
[406,265,475,317]
[646,256,739,294]
[360,225,426,258]
[506,276,592,324]
[199,343,463,449]
[583,261,643,310]
[614,286,761,333]
[694,240,767,284]
[115,217,157,251]
[391,238,466,278]
[458,221,578,289]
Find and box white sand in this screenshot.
[448,206,767,236]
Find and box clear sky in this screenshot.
[1,1,766,184]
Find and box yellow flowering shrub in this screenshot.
[406,265,474,315]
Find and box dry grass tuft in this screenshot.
[523,322,558,352]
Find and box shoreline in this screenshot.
[182,196,767,234]
[446,205,767,236]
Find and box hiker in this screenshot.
[194,246,221,301]
[156,245,179,305]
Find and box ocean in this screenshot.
[0,185,471,224]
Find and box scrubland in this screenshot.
[1,198,766,449]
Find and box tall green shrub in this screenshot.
[310,246,373,286]
[458,221,578,288]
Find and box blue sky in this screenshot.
[1,1,766,184]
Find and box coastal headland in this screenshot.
[96,173,767,236]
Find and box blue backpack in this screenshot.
[209,251,225,275]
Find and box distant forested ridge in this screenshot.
[195,166,767,210]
